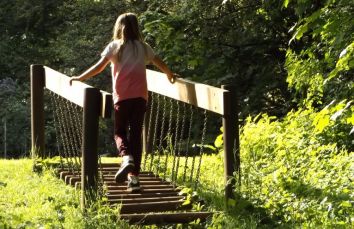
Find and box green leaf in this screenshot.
[340,201,352,208]
[227,198,236,207]
[282,0,290,8]
[214,134,223,148]
[314,116,330,133]
[182,199,191,206]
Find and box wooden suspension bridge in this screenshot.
[30,64,240,225]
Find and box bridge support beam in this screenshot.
[222,85,240,203]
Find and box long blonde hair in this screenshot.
[113,13,143,61]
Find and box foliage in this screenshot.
[0,78,30,157]
[284,0,354,107]
[141,0,295,116]
[239,109,354,227]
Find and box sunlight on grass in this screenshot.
[0,159,82,228]
[0,159,131,229]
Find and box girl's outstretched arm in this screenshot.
[152,56,179,83]
[70,56,110,85]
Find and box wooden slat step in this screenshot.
[58,166,213,225]
[64,175,79,185]
[104,178,162,185]
[106,188,180,195]
[106,192,180,199]
[99,163,121,167]
[109,196,184,204]
[104,180,168,186]
[69,177,80,186]
[103,174,158,179]
[59,171,80,179]
[104,184,175,191]
[103,177,162,182]
[120,212,213,225]
[99,171,154,175]
[120,200,190,214]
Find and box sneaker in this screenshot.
[114,155,135,183]
[127,175,141,192]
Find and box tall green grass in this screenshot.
[238,109,354,228]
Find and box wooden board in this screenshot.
[43,66,112,118]
[146,69,228,115]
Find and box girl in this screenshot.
[70,12,177,192]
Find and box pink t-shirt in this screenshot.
[101,40,155,104]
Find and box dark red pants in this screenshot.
[114,97,146,175]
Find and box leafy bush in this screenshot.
[239,106,354,227]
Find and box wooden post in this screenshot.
[31,64,45,158]
[81,87,101,209]
[221,85,240,202]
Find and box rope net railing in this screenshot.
[46,88,223,191]
[45,89,107,195]
[47,90,83,173]
[141,92,222,190]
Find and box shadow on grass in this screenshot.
[195,183,285,228]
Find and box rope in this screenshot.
[149,93,160,172]
[182,105,194,182]
[64,99,81,171]
[156,96,167,176]
[62,99,80,170]
[163,98,174,181]
[69,101,83,168]
[189,109,203,183]
[174,102,187,183]
[53,93,76,173]
[194,110,208,189]
[142,92,155,171]
[49,91,65,170]
[170,100,181,184]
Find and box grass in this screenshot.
[0,159,81,228]
[0,159,130,229]
[2,153,323,229]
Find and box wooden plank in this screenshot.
[43,66,112,118]
[120,200,189,214]
[44,66,91,107]
[146,69,228,115]
[106,184,174,191]
[109,196,184,204]
[104,180,166,186]
[106,188,179,195]
[106,192,180,199]
[120,212,212,224]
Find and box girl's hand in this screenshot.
[167,73,180,84]
[69,76,81,86]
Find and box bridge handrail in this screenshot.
[146,69,229,115]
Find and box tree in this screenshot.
[141,0,297,117]
[284,0,354,107]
